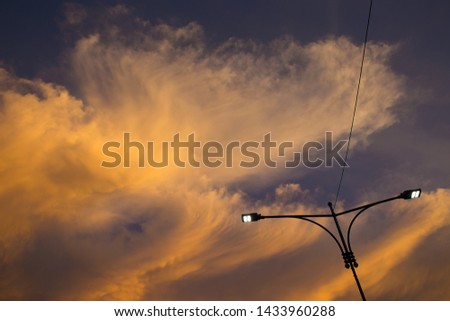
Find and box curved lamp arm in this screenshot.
[243,213,344,253]
[294,217,345,254]
[346,207,369,254]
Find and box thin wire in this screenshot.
[333,0,373,208]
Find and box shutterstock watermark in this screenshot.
[101,132,348,169]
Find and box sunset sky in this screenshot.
[0,0,449,300]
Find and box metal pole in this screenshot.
[328,202,367,301]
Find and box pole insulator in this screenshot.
[342,251,358,269]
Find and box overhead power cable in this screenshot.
[333,0,373,208]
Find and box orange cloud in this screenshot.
[0,18,447,300]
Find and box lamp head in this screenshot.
[241,213,262,223]
[400,188,421,200]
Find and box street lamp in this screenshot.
[401,189,421,199]
[241,213,262,223]
[241,188,422,301]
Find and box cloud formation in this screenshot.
[0,9,448,300]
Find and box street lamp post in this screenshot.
[241,188,422,301]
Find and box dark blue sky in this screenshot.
[2,1,450,83]
[1,1,449,301]
[1,0,448,203]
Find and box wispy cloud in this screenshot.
[0,7,448,300]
